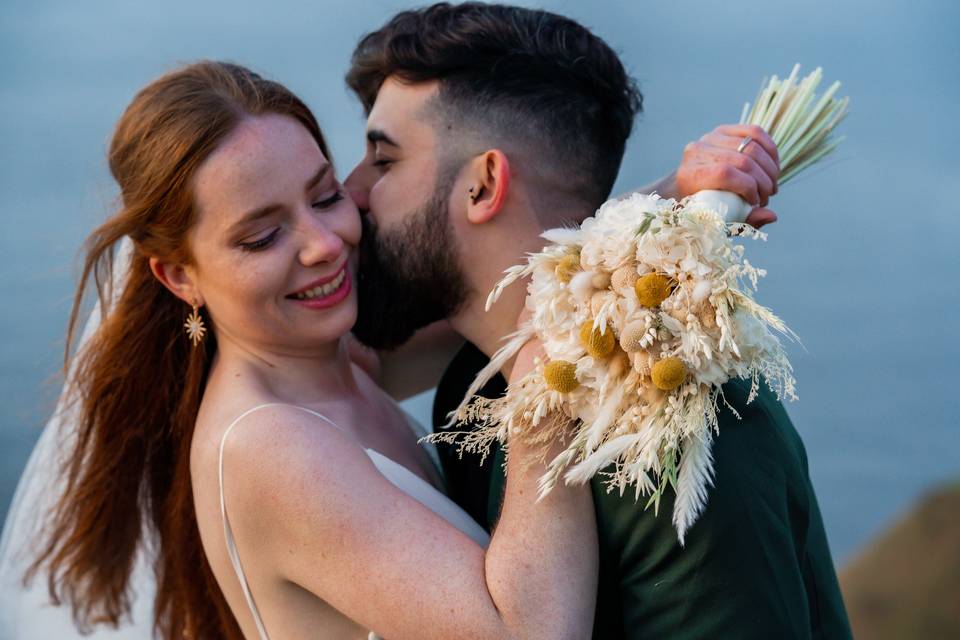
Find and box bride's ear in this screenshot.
[465,150,510,225]
[149,257,203,306]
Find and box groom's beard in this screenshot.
[353,193,469,351]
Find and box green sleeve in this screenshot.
[595,379,851,639]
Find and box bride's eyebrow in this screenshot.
[367,128,400,148]
[229,204,282,236]
[304,163,331,192]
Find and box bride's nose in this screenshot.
[295,218,345,266]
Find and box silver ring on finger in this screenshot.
[736,136,753,154]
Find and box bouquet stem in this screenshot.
[689,64,849,223]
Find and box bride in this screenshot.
[0,61,596,639]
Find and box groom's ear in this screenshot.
[465,150,510,225]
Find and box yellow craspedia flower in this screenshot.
[651,357,687,391]
[579,321,616,359]
[634,273,674,308]
[544,360,580,393]
[555,254,581,283]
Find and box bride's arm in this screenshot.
[223,399,596,640]
[621,123,781,229]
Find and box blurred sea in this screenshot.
[1,0,958,563]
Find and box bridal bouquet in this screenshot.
[436,66,848,544]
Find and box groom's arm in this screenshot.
[599,379,851,639]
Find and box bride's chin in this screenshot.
[260,295,359,350]
[306,304,358,345]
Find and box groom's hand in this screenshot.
[678,124,780,228]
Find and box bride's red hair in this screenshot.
[26,60,330,639]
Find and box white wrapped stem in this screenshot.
[686,190,753,224]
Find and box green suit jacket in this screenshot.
[432,343,852,639]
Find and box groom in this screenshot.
[345,3,851,638]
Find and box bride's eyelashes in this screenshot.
[372,158,393,171]
[238,227,280,252]
[313,190,345,209]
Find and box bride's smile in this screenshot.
[287,264,351,306]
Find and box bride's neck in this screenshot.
[210,332,360,403]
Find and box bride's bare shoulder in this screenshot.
[197,400,362,467]
[230,401,373,473]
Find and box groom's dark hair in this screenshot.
[346,2,642,208]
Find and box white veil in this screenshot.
[0,239,155,638]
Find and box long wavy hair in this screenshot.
[25,60,330,639]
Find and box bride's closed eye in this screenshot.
[238,227,280,252]
[313,190,345,209]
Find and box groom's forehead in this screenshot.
[366,77,440,145]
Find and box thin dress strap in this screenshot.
[218,403,345,640]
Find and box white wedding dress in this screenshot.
[0,239,488,639]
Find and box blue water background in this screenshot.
[1,0,958,563]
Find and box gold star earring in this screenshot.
[184,302,206,347]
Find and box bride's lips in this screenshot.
[286,263,352,310]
